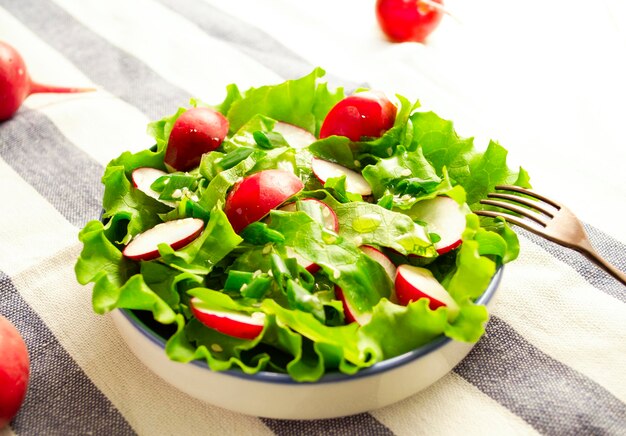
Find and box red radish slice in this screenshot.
[335,248,401,325]
[410,196,466,254]
[337,247,397,321]
[311,158,372,196]
[395,265,459,320]
[272,122,317,149]
[131,167,175,207]
[278,198,339,232]
[122,218,204,261]
[360,245,396,282]
[224,169,304,233]
[278,198,339,273]
[190,298,265,340]
[335,286,372,325]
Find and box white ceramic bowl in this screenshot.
[111,267,503,420]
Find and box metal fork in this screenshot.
[476,185,626,286]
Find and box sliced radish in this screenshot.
[272,122,317,149]
[410,196,466,255]
[311,158,372,196]
[335,286,372,325]
[336,248,397,322]
[190,298,265,340]
[278,198,339,274]
[122,218,204,261]
[395,265,459,320]
[131,167,176,207]
[360,245,396,282]
[224,169,304,233]
[278,198,339,232]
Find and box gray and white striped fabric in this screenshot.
[1,0,625,434]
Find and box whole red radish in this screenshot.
[0,41,94,121]
[224,169,304,233]
[0,315,30,428]
[164,107,229,172]
[376,0,445,43]
[319,91,397,141]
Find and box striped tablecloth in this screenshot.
[1,0,625,434]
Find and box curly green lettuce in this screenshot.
[75,69,526,382]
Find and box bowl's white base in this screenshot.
[111,309,480,420]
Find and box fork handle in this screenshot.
[576,243,626,286]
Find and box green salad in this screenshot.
[75,68,529,382]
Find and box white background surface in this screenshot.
[202,0,626,242]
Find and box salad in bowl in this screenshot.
[75,68,527,385]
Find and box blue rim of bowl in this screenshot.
[119,265,503,385]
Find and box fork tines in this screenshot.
[476,186,626,285]
[476,185,559,231]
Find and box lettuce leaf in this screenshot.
[100,165,171,244]
[409,111,531,207]
[362,145,442,198]
[332,201,436,257]
[75,220,175,323]
[76,220,133,312]
[223,67,343,135]
[269,210,393,323]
